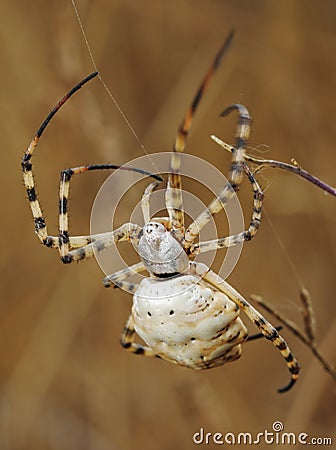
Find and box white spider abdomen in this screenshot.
[132,275,248,369]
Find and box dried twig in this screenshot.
[300,287,316,343]
[250,291,336,382]
[211,135,336,197]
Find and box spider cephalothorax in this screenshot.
[22,30,300,393]
[138,221,189,276]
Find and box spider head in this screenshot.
[138,221,189,277]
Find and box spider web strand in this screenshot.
[70,0,161,175]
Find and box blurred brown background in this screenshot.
[1,0,335,449]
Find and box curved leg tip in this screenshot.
[220,104,251,120]
[277,376,298,394]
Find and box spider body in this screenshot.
[132,271,248,370]
[138,221,189,276]
[123,219,247,369]
[22,31,300,392]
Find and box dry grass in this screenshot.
[1,0,335,449]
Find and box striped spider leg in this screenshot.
[104,260,159,358]
[165,30,263,253]
[189,262,300,393]
[184,104,264,255]
[166,30,234,243]
[22,72,162,263]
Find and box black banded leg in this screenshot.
[121,315,157,357]
[246,326,282,342]
[198,264,300,393]
[58,164,161,261]
[21,72,99,247]
[242,164,264,241]
[166,31,234,240]
[36,231,119,251]
[184,104,252,249]
[223,104,251,188]
[61,223,142,264]
[22,157,142,254]
[189,163,264,254]
[21,71,161,256]
[104,262,145,291]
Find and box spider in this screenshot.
[22,31,300,393]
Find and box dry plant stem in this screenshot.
[250,294,336,382]
[300,288,316,343]
[284,316,336,430]
[211,135,336,197]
